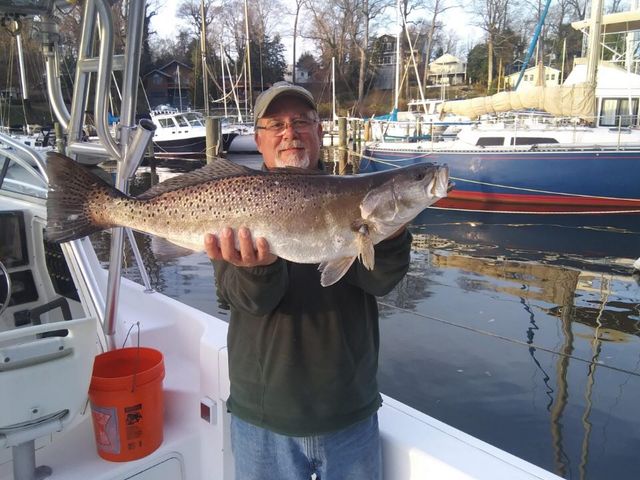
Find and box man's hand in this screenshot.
[205,227,278,267]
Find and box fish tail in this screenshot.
[46,152,123,243]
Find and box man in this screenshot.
[204,82,412,479]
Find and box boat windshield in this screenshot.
[182,112,204,126]
[157,117,175,128]
[175,115,190,127]
[0,153,47,199]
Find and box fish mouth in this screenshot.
[431,166,450,197]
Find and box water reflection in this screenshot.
[88,158,640,479]
[377,236,639,479]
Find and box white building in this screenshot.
[427,54,466,86]
[506,65,561,91]
[284,65,311,84]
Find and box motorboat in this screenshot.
[149,107,238,157]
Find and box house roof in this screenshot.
[142,69,172,79]
[432,53,461,65]
[157,60,193,72]
[506,65,560,80]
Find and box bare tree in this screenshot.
[565,0,586,21]
[291,0,305,83]
[421,0,458,88]
[353,0,391,112]
[472,0,512,89]
[304,0,359,74]
[176,0,219,39]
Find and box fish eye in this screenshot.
[414,172,426,181]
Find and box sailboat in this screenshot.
[363,4,640,224]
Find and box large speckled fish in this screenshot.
[46,152,449,286]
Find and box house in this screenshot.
[142,61,194,109]
[371,34,398,90]
[506,65,561,91]
[426,54,466,86]
[284,65,311,84]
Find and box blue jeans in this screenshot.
[230,414,382,480]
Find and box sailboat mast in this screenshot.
[585,0,604,88]
[244,0,253,116]
[584,0,604,123]
[221,43,228,118]
[15,34,30,134]
[200,0,209,115]
[16,34,28,101]
[393,0,401,112]
[177,64,183,111]
[332,57,336,123]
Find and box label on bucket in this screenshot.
[125,403,144,451]
[91,404,120,455]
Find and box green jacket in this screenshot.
[213,230,412,436]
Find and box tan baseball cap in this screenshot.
[254,81,317,125]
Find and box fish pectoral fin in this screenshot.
[357,225,375,270]
[150,236,199,261]
[318,256,357,287]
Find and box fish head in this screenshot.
[398,162,449,205]
[360,163,449,233]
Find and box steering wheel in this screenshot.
[0,260,11,318]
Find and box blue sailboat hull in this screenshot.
[362,146,640,214]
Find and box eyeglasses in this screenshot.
[256,118,318,135]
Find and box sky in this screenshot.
[149,0,483,65]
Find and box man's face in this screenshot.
[255,96,323,170]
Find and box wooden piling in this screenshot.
[146,142,157,184]
[206,116,221,163]
[338,117,347,175]
[363,120,371,142]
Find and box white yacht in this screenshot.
[149,107,238,157]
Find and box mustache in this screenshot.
[277,140,306,152]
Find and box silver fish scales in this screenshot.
[46,153,449,286]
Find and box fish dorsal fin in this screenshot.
[137,157,257,200]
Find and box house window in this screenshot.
[551,74,556,80]
[600,98,639,127]
[153,74,162,86]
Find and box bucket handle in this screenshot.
[122,322,141,393]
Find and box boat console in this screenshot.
[0,154,97,480]
[0,210,83,331]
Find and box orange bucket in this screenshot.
[88,347,165,462]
